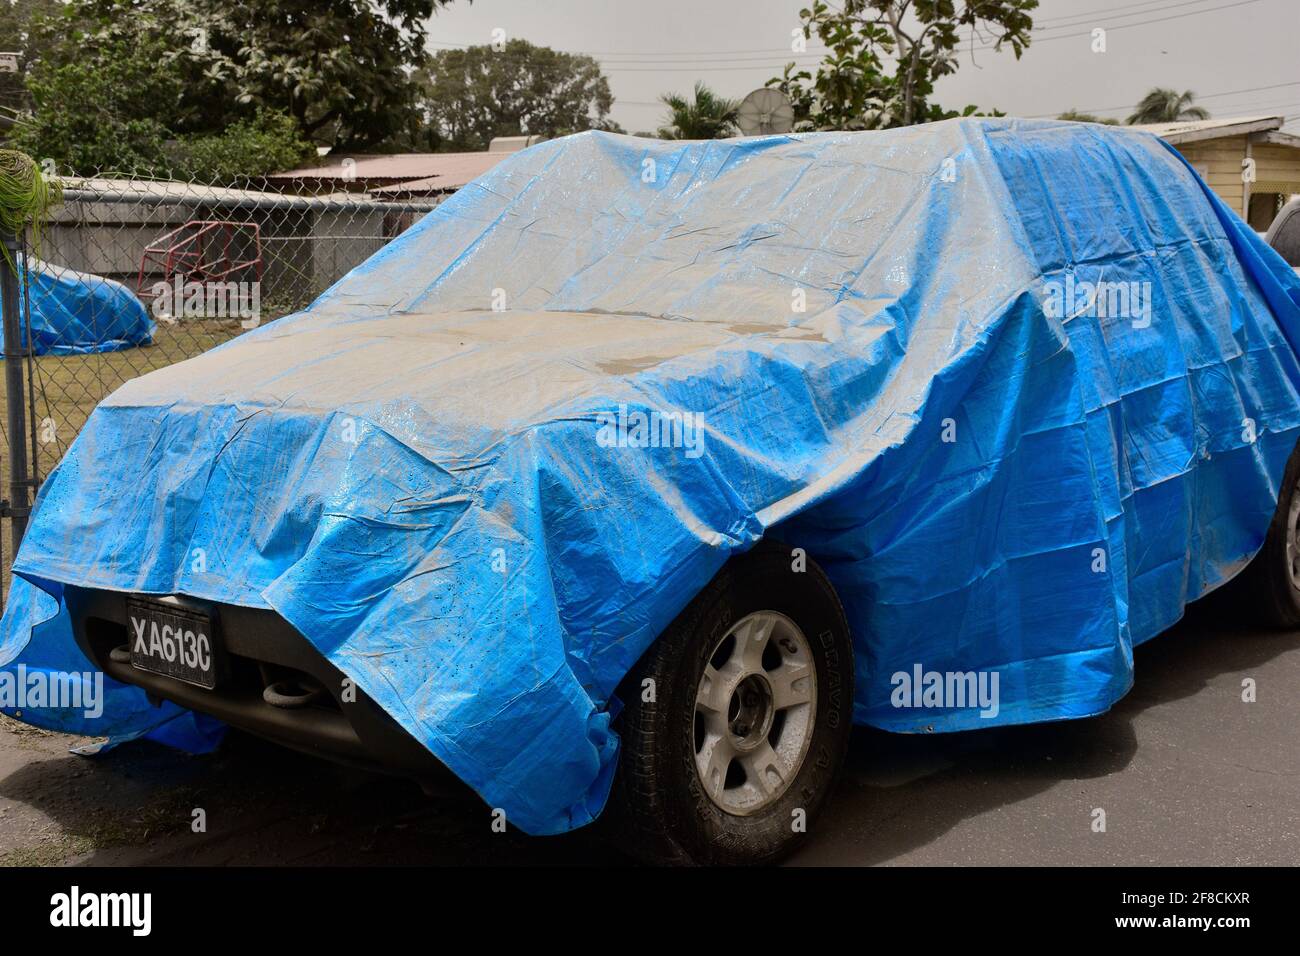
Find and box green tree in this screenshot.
[657,82,739,140]
[769,0,1036,131]
[1057,110,1120,125]
[15,0,461,155]
[198,0,464,149]
[9,30,180,174]
[0,0,62,126]
[414,40,618,152]
[1125,88,1209,125]
[170,111,318,181]
[11,23,312,179]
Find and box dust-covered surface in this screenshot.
[1,598,1296,866]
[9,121,1300,838]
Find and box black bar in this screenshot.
[0,865,1284,941]
[0,227,28,547]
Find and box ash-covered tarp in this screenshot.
[4,255,154,355]
[4,119,1300,833]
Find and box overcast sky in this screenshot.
[423,0,1300,134]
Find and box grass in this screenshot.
[0,713,200,866]
[0,838,96,867]
[15,320,246,474]
[0,320,247,600]
[0,787,200,866]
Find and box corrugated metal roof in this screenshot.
[1134,115,1284,144]
[267,151,508,191]
[368,176,446,195]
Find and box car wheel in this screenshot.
[605,540,854,865]
[1237,439,1300,628]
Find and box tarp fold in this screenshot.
[4,120,1300,833]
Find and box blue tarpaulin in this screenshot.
[4,255,154,355]
[4,119,1300,834]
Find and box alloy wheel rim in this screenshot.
[692,610,818,816]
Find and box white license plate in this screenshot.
[127,598,222,689]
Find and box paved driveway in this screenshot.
[2,593,1296,866]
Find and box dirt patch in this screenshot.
[0,719,619,866]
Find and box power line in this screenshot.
[430,0,1223,66]
[424,0,1271,64]
[590,0,1268,70]
[1231,98,1300,114]
[951,0,1267,54]
[1027,0,1254,28]
[1032,81,1300,118]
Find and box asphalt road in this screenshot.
[1,592,1296,866]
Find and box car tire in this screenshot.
[605,539,854,866]
[1236,438,1300,629]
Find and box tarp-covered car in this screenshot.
[7,255,154,355]
[4,119,1300,864]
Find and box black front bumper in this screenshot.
[65,586,450,785]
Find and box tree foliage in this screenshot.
[10,26,182,174]
[768,0,1036,131]
[173,111,319,181]
[414,40,618,152]
[193,0,460,149]
[657,82,739,140]
[10,0,460,173]
[0,0,63,121]
[1125,88,1209,125]
[10,9,314,179]
[1057,109,1119,126]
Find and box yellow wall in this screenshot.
[1251,143,1300,194]
[1173,135,1300,218]
[1175,136,1247,212]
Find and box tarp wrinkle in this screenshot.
[4,120,1300,835]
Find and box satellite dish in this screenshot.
[735,88,794,136]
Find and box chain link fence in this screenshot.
[0,169,440,602]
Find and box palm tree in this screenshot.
[1126,88,1210,125]
[657,82,740,140]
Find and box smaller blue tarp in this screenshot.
[0,575,225,754]
[3,255,154,355]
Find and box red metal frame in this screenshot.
[136,220,263,300]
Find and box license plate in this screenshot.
[126,598,222,689]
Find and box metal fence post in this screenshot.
[0,177,433,606]
[0,226,30,549]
